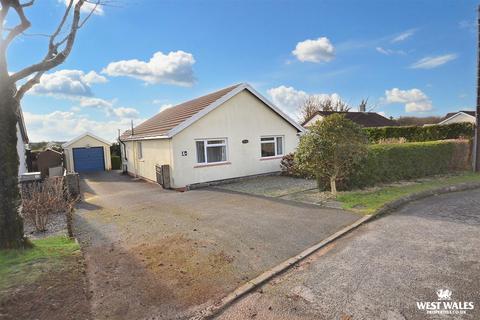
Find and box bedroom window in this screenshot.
[261,136,284,158]
[196,138,227,164]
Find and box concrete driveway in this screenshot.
[73,172,358,319]
[217,189,480,320]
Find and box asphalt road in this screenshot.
[217,188,480,320]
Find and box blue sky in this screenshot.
[8,0,478,141]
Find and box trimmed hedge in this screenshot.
[364,122,474,143]
[347,139,472,188]
[111,155,121,170]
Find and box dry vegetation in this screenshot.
[20,177,74,233]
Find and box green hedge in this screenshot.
[347,140,472,188]
[111,155,121,170]
[364,122,474,143]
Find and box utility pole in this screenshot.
[475,5,480,171]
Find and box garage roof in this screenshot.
[62,132,112,148]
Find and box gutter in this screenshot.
[121,135,170,141]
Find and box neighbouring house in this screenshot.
[16,106,29,176]
[63,132,112,173]
[120,83,304,189]
[438,111,476,125]
[302,111,397,128]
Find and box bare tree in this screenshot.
[299,95,350,123]
[320,98,350,112]
[0,0,99,248]
[299,96,322,123]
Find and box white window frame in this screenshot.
[195,138,228,164]
[260,135,284,158]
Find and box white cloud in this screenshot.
[267,85,343,119]
[158,104,174,113]
[24,110,142,142]
[82,70,108,85]
[78,97,139,119]
[410,54,457,69]
[292,37,335,63]
[391,29,416,43]
[63,0,104,16]
[376,47,406,56]
[111,107,139,118]
[79,97,112,109]
[30,69,107,97]
[103,51,196,86]
[385,88,432,112]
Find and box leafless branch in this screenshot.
[10,0,85,83]
[0,1,11,35]
[20,0,34,7]
[1,0,31,50]
[79,0,99,28]
[14,70,43,100]
[49,0,73,49]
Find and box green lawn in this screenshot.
[337,171,480,215]
[0,236,80,289]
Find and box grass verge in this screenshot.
[337,171,480,215]
[0,236,80,289]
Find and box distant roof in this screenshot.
[303,111,397,128]
[444,110,475,119]
[121,83,304,141]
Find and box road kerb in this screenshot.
[191,214,373,320]
[192,181,480,320]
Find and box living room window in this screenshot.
[196,138,227,164]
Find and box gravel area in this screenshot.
[214,176,344,208]
[215,175,317,198]
[23,211,68,239]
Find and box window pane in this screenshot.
[206,146,226,163]
[207,139,225,145]
[196,141,205,163]
[261,142,275,157]
[276,137,283,155]
[261,137,274,142]
[137,142,142,159]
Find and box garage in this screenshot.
[73,147,105,172]
[63,132,112,173]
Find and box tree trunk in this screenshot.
[330,176,337,196]
[475,5,480,171]
[0,82,25,249]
